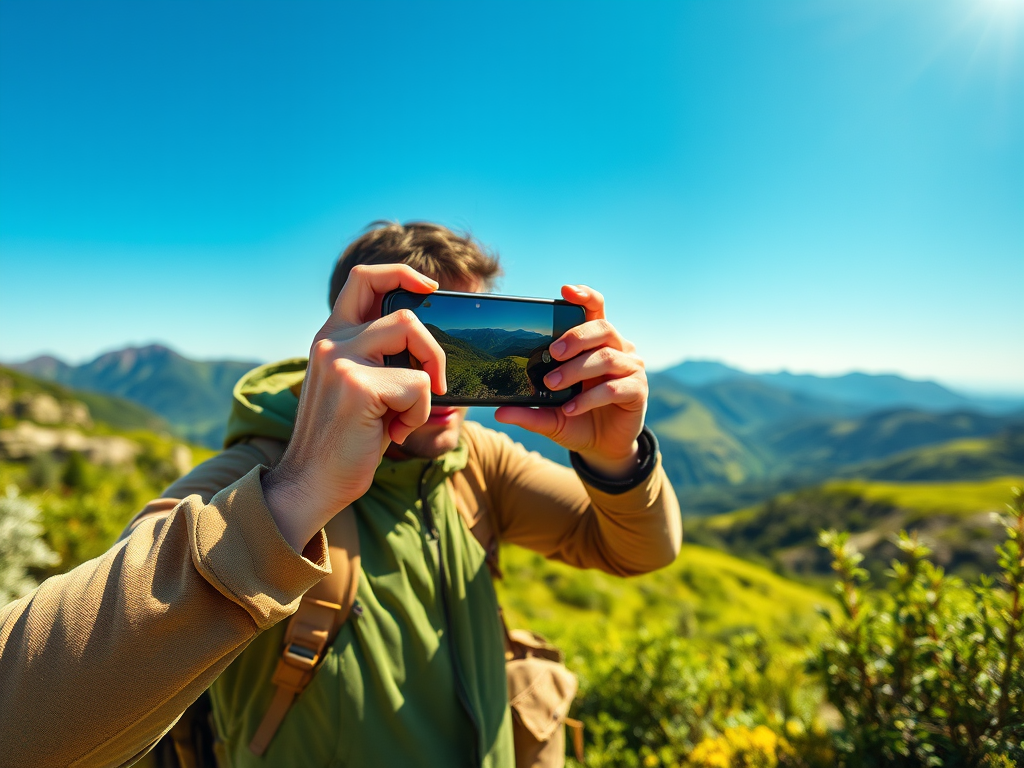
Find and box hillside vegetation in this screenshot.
[0,367,209,579]
[687,475,1024,584]
[842,425,1024,481]
[496,542,832,650]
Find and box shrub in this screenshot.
[567,629,832,768]
[811,487,1024,766]
[0,485,59,606]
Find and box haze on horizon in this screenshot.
[1,2,1022,393]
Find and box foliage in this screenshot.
[811,486,1024,766]
[0,485,59,604]
[0,367,212,582]
[564,629,834,768]
[687,477,1023,584]
[0,430,205,578]
[495,544,836,768]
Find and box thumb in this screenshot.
[494,406,561,437]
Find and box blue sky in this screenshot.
[1,1,1022,392]
[418,295,553,339]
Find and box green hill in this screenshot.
[495,542,833,652]
[762,408,1015,471]
[687,476,1023,584]
[0,366,170,434]
[646,375,765,487]
[646,374,1020,513]
[9,345,260,447]
[843,425,1024,481]
[0,367,211,579]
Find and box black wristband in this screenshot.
[569,425,659,495]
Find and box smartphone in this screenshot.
[382,289,586,406]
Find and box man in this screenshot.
[0,222,681,768]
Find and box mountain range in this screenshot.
[663,360,1024,415]
[443,328,548,359]
[7,345,1022,514]
[9,345,259,448]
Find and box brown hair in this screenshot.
[328,221,502,309]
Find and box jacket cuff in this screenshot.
[184,466,331,630]
[570,425,659,495]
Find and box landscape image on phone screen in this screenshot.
[414,296,553,399]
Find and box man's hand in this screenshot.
[262,264,445,551]
[495,284,647,480]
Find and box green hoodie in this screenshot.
[210,360,513,768]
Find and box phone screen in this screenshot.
[384,290,585,406]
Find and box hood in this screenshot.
[224,358,307,448]
[223,357,469,477]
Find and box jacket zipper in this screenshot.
[419,462,481,768]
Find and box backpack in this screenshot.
[145,437,584,768]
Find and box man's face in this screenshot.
[386,276,481,460]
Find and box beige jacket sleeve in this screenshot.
[0,446,330,768]
[462,422,682,576]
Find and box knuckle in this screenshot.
[330,357,357,382]
[394,308,416,326]
[597,346,618,365]
[349,264,369,279]
[606,378,628,397]
[311,338,336,362]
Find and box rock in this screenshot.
[16,393,64,425]
[0,422,140,465]
[61,401,93,429]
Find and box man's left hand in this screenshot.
[495,284,647,480]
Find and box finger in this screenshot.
[355,310,447,395]
[494,406,562,438]
[562,377,647,417]
[330,264,438,329]
[373,368,433,443]
[544,347,642,391]
[549,319,627,362]
[561,284,605,322]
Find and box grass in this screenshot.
[495,542,833,654]
[822,475,1024,517]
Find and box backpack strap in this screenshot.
[249,507,361,756]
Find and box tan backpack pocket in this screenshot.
[506,630,582,768]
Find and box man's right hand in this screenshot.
[262,264,446,552]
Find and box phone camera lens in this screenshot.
[542,350,552,364]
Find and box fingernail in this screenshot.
[552,341,566,357]
[425,278,439,288]
[546,371,562,388]
[563,401,576,414]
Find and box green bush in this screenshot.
[566,629,832,768]
[811,487,1024,766]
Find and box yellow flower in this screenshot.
[748,725,778,754]
[687,736,733,768]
